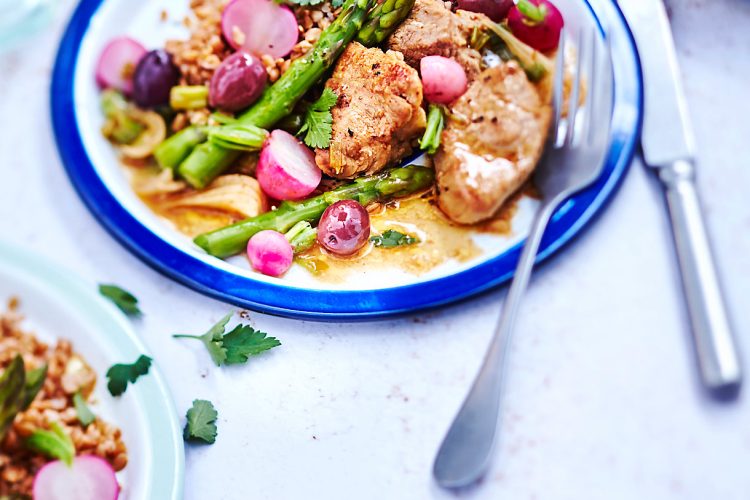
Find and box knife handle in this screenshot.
[659,160,742,397]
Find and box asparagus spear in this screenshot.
[177,0,373,189]
[484,22,553,82]
[284,221,318,254]
[356,0,416,46]
[100,90,144,144]
[194,165,434,258]
[169,85,209,110]
[153,126,208,169]
[419,104,445,155]
[207,123,268,152]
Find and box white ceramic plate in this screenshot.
[0,241,184,499]
[52,0,642,319]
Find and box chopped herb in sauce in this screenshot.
[370,229,420,248]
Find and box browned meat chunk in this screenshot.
[315,42,426,179]
[435,62,552,224]
[387,0,488,80]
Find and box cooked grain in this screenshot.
[166,0,340,129]
[0,303,128,497]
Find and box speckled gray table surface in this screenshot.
[0,0,748,498]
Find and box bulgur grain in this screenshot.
[0,304,128,497]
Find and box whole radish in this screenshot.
[247,230,294,277]
[507,0,564,52]
[455,0,512,22]
[420,56,468,105]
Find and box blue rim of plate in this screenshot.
[0,241,184,500]
[51,0,642,321]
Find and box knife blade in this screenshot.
[619,0,742,397]
[622,0,694,166]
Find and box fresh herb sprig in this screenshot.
[298,88,338,149]
[184,399,218,444]
[106,355,152,396]
[173,313,281,367]
[99,284,142,316]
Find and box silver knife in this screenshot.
[619,0,742,396]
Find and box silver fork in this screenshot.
[433,27,614,489]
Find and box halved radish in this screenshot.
[33,455,119,500]
[257,130,322,200]
[96,36,147,95]
[222,0,299,59]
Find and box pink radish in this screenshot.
[507,0,564,52]
[33,455,119,500]
[456,0,513,22]
[222,0,299,59]
[247,230,294,277]
[256,130,322,200]
[420,56,468,104]
[95,36,147,95]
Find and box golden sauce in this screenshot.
[296,192,521,283]
[123,162,528,281]
[125,163,249,237]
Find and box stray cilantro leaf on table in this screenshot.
[297,88,338,149]
[99,284,142,316]
[222,325,282,365]
[106,355,152,396]
[173,312,280,366]
[73,391,96,427]
[184,399,218,444]
[370,229,419,248]
[173,313,231,366]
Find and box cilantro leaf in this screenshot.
[298,88,338,149]
[332,0,344,6]
[370,230,420,248]
[222,325,281,365]
[184,399,218,444]
[174,312,280,366]
[106,355,152,396]
[173,313,231,366]
[26,422,75,466]
[73,391,96,427]
[99,284,142,316]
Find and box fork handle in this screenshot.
[659,160,742,396]
[433,200,557,488]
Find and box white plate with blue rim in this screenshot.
[51,0,642,320]
[0,241,184,499]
